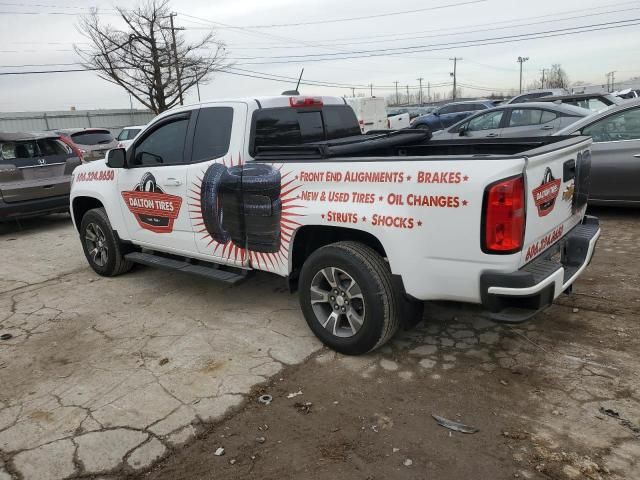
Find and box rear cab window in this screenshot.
[251,105,360,155]
[71,130,114,145]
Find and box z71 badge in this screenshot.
[532,168,561,217]
[121,173,182,233]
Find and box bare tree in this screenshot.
[75,0,229,113]
[545,64,569,89]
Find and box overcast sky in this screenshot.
[0,0,638,112]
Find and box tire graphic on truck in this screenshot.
[200,162,283,254]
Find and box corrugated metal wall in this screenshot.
[0,109,156,133]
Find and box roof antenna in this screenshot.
[282,67,304,95]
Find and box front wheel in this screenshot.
[299,242,399,355]
[80,208,133,277]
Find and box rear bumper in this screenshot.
[480,215,600,322]
[0,194,69,220]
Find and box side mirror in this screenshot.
[106,148,127,168]
[458,125,467,136]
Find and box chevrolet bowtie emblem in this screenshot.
[562,183,575,201]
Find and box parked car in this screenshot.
[70,95,599,354]
[531,93,623,112]
[54,128,118,161]
[0,132,81,220]
[410,100,496,132]
[506,88,569,104]
[614,88,640,100]
[555,98,640,206]
[116,125,145,149]
[432,102,590,140]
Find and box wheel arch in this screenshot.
[289,225,388,286]
[71,196,105,232]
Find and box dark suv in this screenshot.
[0,132,81,220]
[410,100,497,132]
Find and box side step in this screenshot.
[125,251,249,285]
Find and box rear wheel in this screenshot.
[80,208,133,277]
[299,241,399,355]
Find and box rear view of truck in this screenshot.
[480,137,600,321]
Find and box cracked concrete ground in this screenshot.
[0,215,321,479]
[1,209,639,480]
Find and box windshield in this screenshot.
[117,128,142,141]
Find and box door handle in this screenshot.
[486,133,499,138]
[634,154,640,158]
[163,178,182,187]
[541,125,555,130]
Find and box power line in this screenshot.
[226,18,640,61]
[209,5,640,51]
[235,0,487,28]
[221,18,640,65]
[186,0,637,43]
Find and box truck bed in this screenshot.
[254,134,584,162]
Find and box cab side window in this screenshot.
[133,118,189,166]
[191,107,233,162]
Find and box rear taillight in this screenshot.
[482,175,525,254]
[289,96,323,107]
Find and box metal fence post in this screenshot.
[86,111,92,127]
[43,113,50,130]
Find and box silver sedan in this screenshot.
[555,98,640,206]
[432,102,590,140]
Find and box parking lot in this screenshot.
[0,207,638,480]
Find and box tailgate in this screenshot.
[519,137,592,267]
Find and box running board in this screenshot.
[125,251,249,285]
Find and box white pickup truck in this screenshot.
[70,95,600,355]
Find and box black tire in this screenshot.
[139,172,158,192]
[201,163,233,244]
[299,242,399,355]
[228,164,281,200]
[80,208,133,277]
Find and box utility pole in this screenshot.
[427,82,431,102]
[351,87,355,97]
[369,83,373,97]
[394,81,399,105]
[540,69,547,89]
[406,85,410,105]
[517,56,529,94]
[417,77,424,105]
[605,72,618,92]
[128,93,134,124]
[168,13,184,106]
[194,67,201,102]
[610,71,616,92]
[450,57,461,100]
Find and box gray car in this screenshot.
[555,98,640,206]
[0,132,81,220]
[432,102,590,140]
[54,128,118,162]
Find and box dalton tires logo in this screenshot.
[121,172,183,233]
[532,167,561,217]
